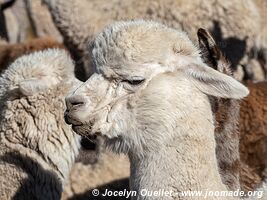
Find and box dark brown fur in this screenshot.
[239,81,267,190]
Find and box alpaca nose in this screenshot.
[65,95,86,110]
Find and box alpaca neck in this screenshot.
[128,108,231,200]
[2,130,79,185]
[40,132,80,183]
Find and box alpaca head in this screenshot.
[0,49,80,150]
[0,49,75,98]
[65,20,249,155]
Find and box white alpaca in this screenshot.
[64,20,266,200]
[0,49,80,200]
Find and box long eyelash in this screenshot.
[124,79,145,85]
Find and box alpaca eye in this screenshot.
[123,77,145,86]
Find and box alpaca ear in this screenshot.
[197,28,220,70]
[184,63,249,99]
[197,28,232,76]
[18,77,58,96]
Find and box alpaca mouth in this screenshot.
[64,112,83,126]
[71,124,93,137]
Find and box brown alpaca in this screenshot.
[197,29,262,192]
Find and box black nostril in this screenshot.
[64,112,71,125]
